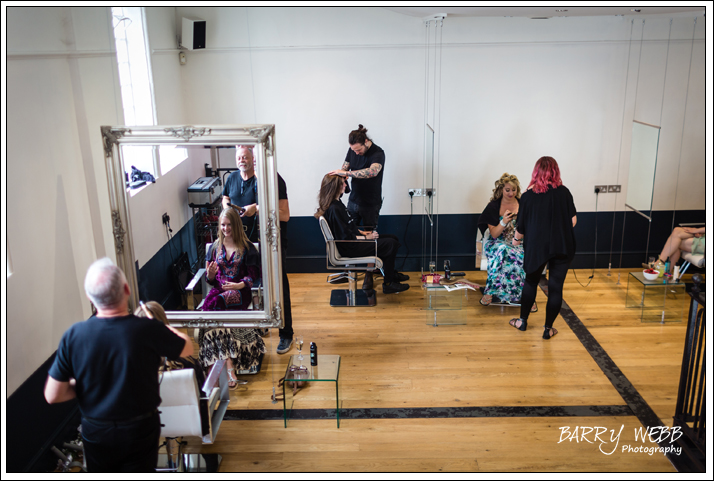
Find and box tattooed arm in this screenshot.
[328,163,382,179]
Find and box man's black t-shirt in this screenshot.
[223,172,289,247]
[47,314,186,420]
[344,142,385,207]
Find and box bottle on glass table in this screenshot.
[310,342,318,366]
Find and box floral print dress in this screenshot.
[198,244,266,370]
[483,216,525,303]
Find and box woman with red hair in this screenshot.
[509,156,577,339]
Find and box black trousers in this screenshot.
[519,255,570,329]
[278,247,293,340]
[347,200,382,229]
[339,234,400,283]
[81,411,161,472]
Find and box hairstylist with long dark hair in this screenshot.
[509,156,577,339]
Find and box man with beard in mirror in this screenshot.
[222,146,294,354]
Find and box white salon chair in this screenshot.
[319,216,383,307]
[156,359,229,472]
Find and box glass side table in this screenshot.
[626,271,686,323]
[282,354,341,428]
[423,284,467,326]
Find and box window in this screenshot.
[112,7,159,193]
[159,145,189,176]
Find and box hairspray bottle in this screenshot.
[310,342,318,366]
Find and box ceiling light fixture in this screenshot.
[555,9,568,12]
[631,9,641,12]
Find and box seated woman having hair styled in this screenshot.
[316,174,410,294]
[135,301,209,436]
[199,207,266,389]
[477,173,536,311]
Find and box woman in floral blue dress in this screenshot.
[477,173,536,311]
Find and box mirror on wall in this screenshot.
[626,120,661,219]
[102,125,283,328]
[422,123,436,271]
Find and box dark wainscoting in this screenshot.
[284,209,706,273]
[6,353,81,473]
[132,209,705,309]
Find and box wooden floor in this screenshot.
[181,268,698,472]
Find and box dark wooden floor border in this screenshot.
[539,276,694,472]
[225,405,632,421]
[222,276,697,471]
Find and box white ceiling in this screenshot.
[383,6,705,19]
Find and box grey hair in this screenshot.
[84,258,127,309]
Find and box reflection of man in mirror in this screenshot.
[222,146,295,354]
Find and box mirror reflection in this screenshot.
[124,144,268,313]
[626,120,661,216]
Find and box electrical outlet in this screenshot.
[162,213,170,225]
[409,188,422,197]
[608,184,621,193]
[594,185,608,194]
[425,188,435,197]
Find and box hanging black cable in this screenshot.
[573,191,599,288]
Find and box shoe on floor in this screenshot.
[277,337,293,354]
[383,281,410,294]
[394,272,410,282]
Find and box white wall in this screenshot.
[6,6,122,395]
[146,7,705,218]
[4,6,708,396]
[129,147,208,267]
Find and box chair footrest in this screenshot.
[330,289,377,307]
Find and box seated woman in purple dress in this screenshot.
[199,207,266,389]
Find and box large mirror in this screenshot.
[102,125,283,328]
[626,120,661,219]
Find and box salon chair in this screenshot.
[156,359,229,472]
[319,216,384,307]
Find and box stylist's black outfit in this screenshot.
[516,185,576,330]
[324,199,400,286]
[223,172,294,342]
[344,142,385,228]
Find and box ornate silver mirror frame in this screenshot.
[101,124,283,328]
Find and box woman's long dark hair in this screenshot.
[315,174,344,218]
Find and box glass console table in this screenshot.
[423,284,467,326]
[282,354,341,428]
[626,271,686,323]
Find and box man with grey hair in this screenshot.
[222,145,295,355]
[45,258,192,472]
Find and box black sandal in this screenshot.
[509,318,527,331]
[543,326,558,340]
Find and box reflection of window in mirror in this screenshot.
[123,145,157,196]
[159,145,188,175]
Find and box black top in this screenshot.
[516,185,577,274]
[48,314,186,420]
[477,198,520,236]
[223,172,289,248]
[344,142,385,207]
[324,199,361,241]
